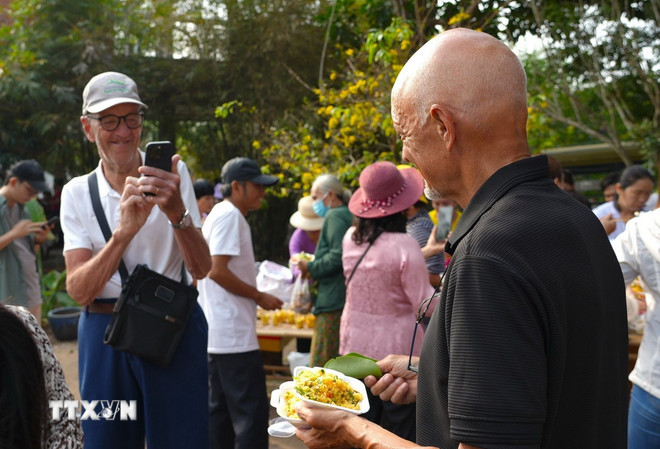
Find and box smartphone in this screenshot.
[42,216,59,229]
[435,206,453,241]
[144,141,175,173]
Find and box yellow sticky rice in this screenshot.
[292,369,362,411]
[283,389,302,419]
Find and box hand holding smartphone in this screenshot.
[143,141,175,196]
[144,141,175,172]
[435,206,453,241]
[42,216,59,229]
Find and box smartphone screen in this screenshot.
[144,141,175,173]
[42,216,59,229]
[435,206,453,241]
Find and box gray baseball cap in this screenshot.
[82,71,148,114]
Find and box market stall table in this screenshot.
[257,321,313,377]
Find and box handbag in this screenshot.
[103,263,198,367]
[88,172,198,368]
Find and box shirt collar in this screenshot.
[94,161,118,199]
[445,155,550,255]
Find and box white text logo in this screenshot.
[49,400,137,421]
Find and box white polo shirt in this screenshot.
[60,152,201,298]
[197,200,259,354]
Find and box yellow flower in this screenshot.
[330,72,338,81]
[346,48,355,57]
[448,11,470,26]
[252,140,261,150]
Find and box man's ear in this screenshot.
[80,116,95,143]
[230,180,242,195]
[429,104,456,152]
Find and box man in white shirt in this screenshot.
[197,157,283,449]
[612,210,660,448]
[61,71,212,449]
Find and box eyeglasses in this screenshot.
[22,181,39,197]
[86,112,144,131]
[407,273,444,373]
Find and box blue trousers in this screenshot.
[78,303,209,449]
[629,384,660,449]
[208,351,269,449]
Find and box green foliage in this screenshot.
[238,18,416,195]
[0,0,117,177]
[2,0,658,263]
[520,1,660,165]
[41,270,79,322]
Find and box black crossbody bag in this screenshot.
[88,172,198,368]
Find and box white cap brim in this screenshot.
[85,98,148,114]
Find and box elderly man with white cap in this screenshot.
[60,71,212,449]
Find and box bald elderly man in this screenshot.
[294,29,628,449]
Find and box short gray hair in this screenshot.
[312,174,352,204]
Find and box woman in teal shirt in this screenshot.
[297,174,353,367]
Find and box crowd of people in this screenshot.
[0,27,658,449]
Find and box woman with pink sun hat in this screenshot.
[341,161,434,441]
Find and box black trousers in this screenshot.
[362,387,417,442]
[208,350,269,449]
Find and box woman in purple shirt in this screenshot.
[288,196,324,276]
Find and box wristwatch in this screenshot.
[170,209,192,230]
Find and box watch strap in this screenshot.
[170,209,191,229]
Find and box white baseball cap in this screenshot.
[82,71,148,114]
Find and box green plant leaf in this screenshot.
[53,291,78,308]
[324,353,382,378]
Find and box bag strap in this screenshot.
[88,172,189,286]
[345,240,374,287]
[88,172,130,283]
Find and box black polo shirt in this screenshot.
[417,156,628,448]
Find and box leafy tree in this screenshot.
[218,1,530,194]
[522,0,660,165]
[0,0,117,178]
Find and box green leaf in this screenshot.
[53,291,77,308]
[324,353,382,378]
[342,352,377,362]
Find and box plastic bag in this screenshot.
[287,351,310,370]
[290,274,312,313]
[256,260,293,303]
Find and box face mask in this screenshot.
[313,192,331,217]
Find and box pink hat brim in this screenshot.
[348,166,425,218]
